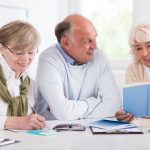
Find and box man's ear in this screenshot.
[60,36,70,51]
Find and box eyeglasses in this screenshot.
[3,44,37,58]
[53,123,85,131]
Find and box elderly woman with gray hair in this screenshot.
[0,20,45,130]
[116,22,150,122]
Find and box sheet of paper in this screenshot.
[91,126,143,134]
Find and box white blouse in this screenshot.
[0,56,38,129]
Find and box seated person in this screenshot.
[116,22,150,123]
[0,20,45,130]
[36,14,121,120]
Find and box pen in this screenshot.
[0,138,19,146]
[31,107,37,114]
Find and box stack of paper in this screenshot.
[89,119,143,134]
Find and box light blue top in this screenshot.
[56,44,75,65]
[36,44,121,120]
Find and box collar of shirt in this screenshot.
[56,44,76,65]
[0,54,28,80]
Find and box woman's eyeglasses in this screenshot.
[2,43,37,58]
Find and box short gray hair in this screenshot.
[0,20,40,51]
[55,20,72,43]
[129,22,150,62]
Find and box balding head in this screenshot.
[55,14,97,43]
[55,14,97,64]
[65,14,92,25]
[65,14,96,34]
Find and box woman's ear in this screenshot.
[0,43,4,54]
[0,43,3,52]
[0,43,3,49]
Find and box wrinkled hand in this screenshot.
[5,114,45,130]
[19,114,45,130]
[115,109,135,123]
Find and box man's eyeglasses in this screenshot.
[2,43,37,58]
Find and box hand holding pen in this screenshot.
[29,107,45,129]
[31,107,37,114]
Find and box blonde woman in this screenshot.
[116,22,150,122]
[0,20,45,130]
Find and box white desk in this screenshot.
[1,119,150,150]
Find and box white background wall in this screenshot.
[133,0,150,24]
[0,0,150,87]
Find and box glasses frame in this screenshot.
[53,123,86,131]
[1,43,37,58]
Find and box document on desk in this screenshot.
[6,129,28,132]
[89,118,137,130]
[89,118,143,134]
[90,126,143,134]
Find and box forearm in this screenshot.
[48,96,101,120]
[4,115,45,130]
[86,98,121,118]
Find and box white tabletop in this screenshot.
[1,119,150,150]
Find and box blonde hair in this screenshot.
[129,22,150,62]
[0,20,40,51]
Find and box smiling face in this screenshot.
[0,43,36,78]
[0,20,40,78]
[134,42,150,67]
[61,15,97,64]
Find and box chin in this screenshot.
[18,68,27,73]
[88,56,94,61]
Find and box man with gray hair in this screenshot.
[36,14,121,120]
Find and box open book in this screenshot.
[123,82,150,117]
[7,120,85,133]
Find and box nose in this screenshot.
[143,46,149,56]
[90,39,97,50]
[20,53,31,60]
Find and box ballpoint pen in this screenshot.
[0,138,19,146]
[31,107,37,114]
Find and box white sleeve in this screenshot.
[0,100,8,129]
[0,116,7,129]
[36,52,100,120]
[86,53,121,118]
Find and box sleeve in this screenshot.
[36,51,100,120]
[0,116,7,129]
[86,52,121,118]
[0,100,8,129]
